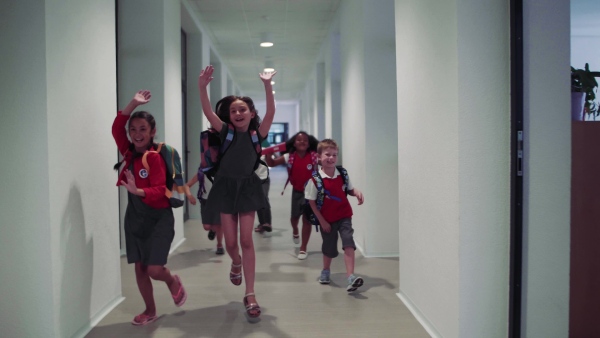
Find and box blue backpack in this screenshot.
[305,165,350,231]
[197,124,262,197]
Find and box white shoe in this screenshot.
[297,251,307,260]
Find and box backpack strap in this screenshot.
[336,165,350,195]
[141,142,163,172]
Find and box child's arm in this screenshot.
[185,173,199,205]
[122,90,151,116]
[348,188,364,205]
[265,153,286,167]
[198,65,223,132]
[258,71,277,137]
[308,200,331,233]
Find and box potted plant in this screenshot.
[571,63,599,121]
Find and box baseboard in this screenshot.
[70,296,125,338]
[355,243,399,258]
[396,291,441,338]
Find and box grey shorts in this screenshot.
[320,218,356,258]
[290,189,306,219]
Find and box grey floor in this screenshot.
[87,166,429,338]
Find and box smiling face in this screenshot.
[318,146,338,170]
[293,133,309,153]
[129,117,156,152]
[229,99,255,131]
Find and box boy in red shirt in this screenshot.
[304,139,365,292]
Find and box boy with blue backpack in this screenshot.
[304,139,365,292]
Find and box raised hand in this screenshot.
[198,65,214,88]
[120,170,139,195]
[259,70,277,83]
[133,90,151,105]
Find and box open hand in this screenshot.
[320,221,332,233]
[188,195,197,205]
[133,90,151,105]
[198,65,214,87]
[120,170,139,195]
[354,189,364,205]
[259,70,277,82]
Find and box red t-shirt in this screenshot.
[112,111,170,209]
[289,151,317,191]
[318,175,353,223]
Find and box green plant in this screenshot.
[571,63,599,116]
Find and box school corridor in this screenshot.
[85,166,429,337]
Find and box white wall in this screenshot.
[338,0,399,257]
[395,0,510,336]
[0,1,55,336]
[522,0,571,336]
[0,1,122,337]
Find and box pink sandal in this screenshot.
[230,261,242,286]
[131,313,158,326]
[171,275,187,307]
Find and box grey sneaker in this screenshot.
[346,274,364,292]
[319,269,331,284]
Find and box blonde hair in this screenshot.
[317,139,338,154]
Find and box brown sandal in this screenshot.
[243,293,261,318]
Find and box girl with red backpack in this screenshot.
[265,131,319,260]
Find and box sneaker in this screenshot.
[346,274,364,292]
[215,247,224,255]
[208,230,216,241]
[297,251,307,260]
[319,269,331,284]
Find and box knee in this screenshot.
[134,264,148,277]
[239,238,254,251]
[203,224,211,231]
[146,266,164,279]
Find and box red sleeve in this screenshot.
[141,152,168,205]
[112,111,131,156]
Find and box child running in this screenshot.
[198,65,276,320]
[112,90,187,326]
[265,131,319,259]
[185,175,224,255]
[304,139,365,292]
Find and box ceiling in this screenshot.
[188,0,341,101]
[186,0,599,101]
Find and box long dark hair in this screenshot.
[283,131,319,154]
[113,110,157,170]
[215,95,262,131]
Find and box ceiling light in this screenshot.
[264,60,275,73]
[271,81,275,85]
[272,91,276,94]
[260,32,274,47]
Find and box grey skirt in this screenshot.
[206,173,267,214]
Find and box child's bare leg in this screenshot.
[221,213,241,268]
[343,247,355,277]
[323,255,333,271]
[146,265,179,295]
[290,216,300,237]
[214,224,224,248]
[239,211,259,314]
[299,215,312,252]
[134,263,156,315]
